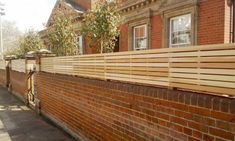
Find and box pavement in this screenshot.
[0,87,76,141]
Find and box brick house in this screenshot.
[40,0,235,54]
[117,0,234,52]
[39,0,90,54]
[2,1,235,140]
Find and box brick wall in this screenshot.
[10,70,27,100]
[37,72,235,141]
[151,15,162,49]
[118,15,163,52]
[197,0,228,45]
[0,69,5,86]
[119,24,129,52]
[118,0,231,51]
[84,44,100,54]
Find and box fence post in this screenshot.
[30,51,55,114]
[4,56,14,91]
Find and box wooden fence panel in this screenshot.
[40,44,235,96]
[0,60,5,70]
[11,59,26,73]
[26,60,36,71]
[169,44,235,96]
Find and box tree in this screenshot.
[2,20,22,52]
[5,29,44,58]
[80,0,121,53]
[47,12,78,56]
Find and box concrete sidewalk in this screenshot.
[0,87,75,141]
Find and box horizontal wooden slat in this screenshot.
[0,60,5,70]
[170,73,235,82]
[40,43,235,97]
[170,68,235,75]
[12,59,26,73]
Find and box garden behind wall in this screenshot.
[0,44,235,141]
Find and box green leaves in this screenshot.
[80,0,121,53]
[5,30,44,59]
[47,13,78,56]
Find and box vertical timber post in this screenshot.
[4,56,14,91]
[33,51,55,114]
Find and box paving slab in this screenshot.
[0,87,76,141]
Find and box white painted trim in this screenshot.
[133,24,147,50]
[78,35,83,55]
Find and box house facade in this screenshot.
[40,0,235,54]
[116,0,234,53]
[39,0,90,54]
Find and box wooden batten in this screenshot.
[11,59,26,73]
[40,43,235,97]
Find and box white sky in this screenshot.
[1,0,57,32]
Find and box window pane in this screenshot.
[185,15,191,30]
[139,26,145,37]
[136,38,147,49]
[134,28,139,38]
[170,14,192,47]
[134,25,147,50]
[172,19,178,32]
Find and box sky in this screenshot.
[1,0,57,32]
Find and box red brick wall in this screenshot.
[119,24,129,51]
[84,37,100,54]
[198,0,227,45]
[151,15,162,49]
[85,46,99,54]
[117,0,231,51]
[37,72,235,141]
[0,69,5,86]
[10,70,27,99]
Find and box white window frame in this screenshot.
[133,24,148,50]
[169,14,192,47]
[78,35,83,55]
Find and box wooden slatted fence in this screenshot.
[11,59,26,73]
[40,44,235,97]
[0,60,5,70]
[26,60,36,72]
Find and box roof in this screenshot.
[45,0,85,27]
[64,0,85,13]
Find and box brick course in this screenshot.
[37,72,235,141]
